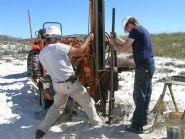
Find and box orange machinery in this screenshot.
[27,0,131,123]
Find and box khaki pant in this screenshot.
[38,80,103,132]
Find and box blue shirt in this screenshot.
[129,25,154,66]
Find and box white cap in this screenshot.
[122,16,133,33]
[46,26,62,38]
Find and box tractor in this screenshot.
[27,0,132,123]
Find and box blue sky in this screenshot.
[0,0,185,38]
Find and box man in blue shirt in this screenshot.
[110,16,155,134]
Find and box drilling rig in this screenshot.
[27,0,132,123]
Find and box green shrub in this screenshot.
[152,32,185,58]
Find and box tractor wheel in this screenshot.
[27,50,35,77]
[27,50,42,78]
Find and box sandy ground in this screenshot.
[0,53,185,139]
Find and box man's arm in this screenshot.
[109,32,134,52]
[114,38,134,52]
[69,33,94,57]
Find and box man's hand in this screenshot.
[110,32,117,39]
[86,33,94,42]
[109,38,116,46]
[109,32,117,46]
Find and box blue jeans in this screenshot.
[132,60,155,128]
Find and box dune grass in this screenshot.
[152,32,185,58]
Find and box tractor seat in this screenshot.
[38,29,46,39]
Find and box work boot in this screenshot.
[125,124,143,134]
[36,129,45,139]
